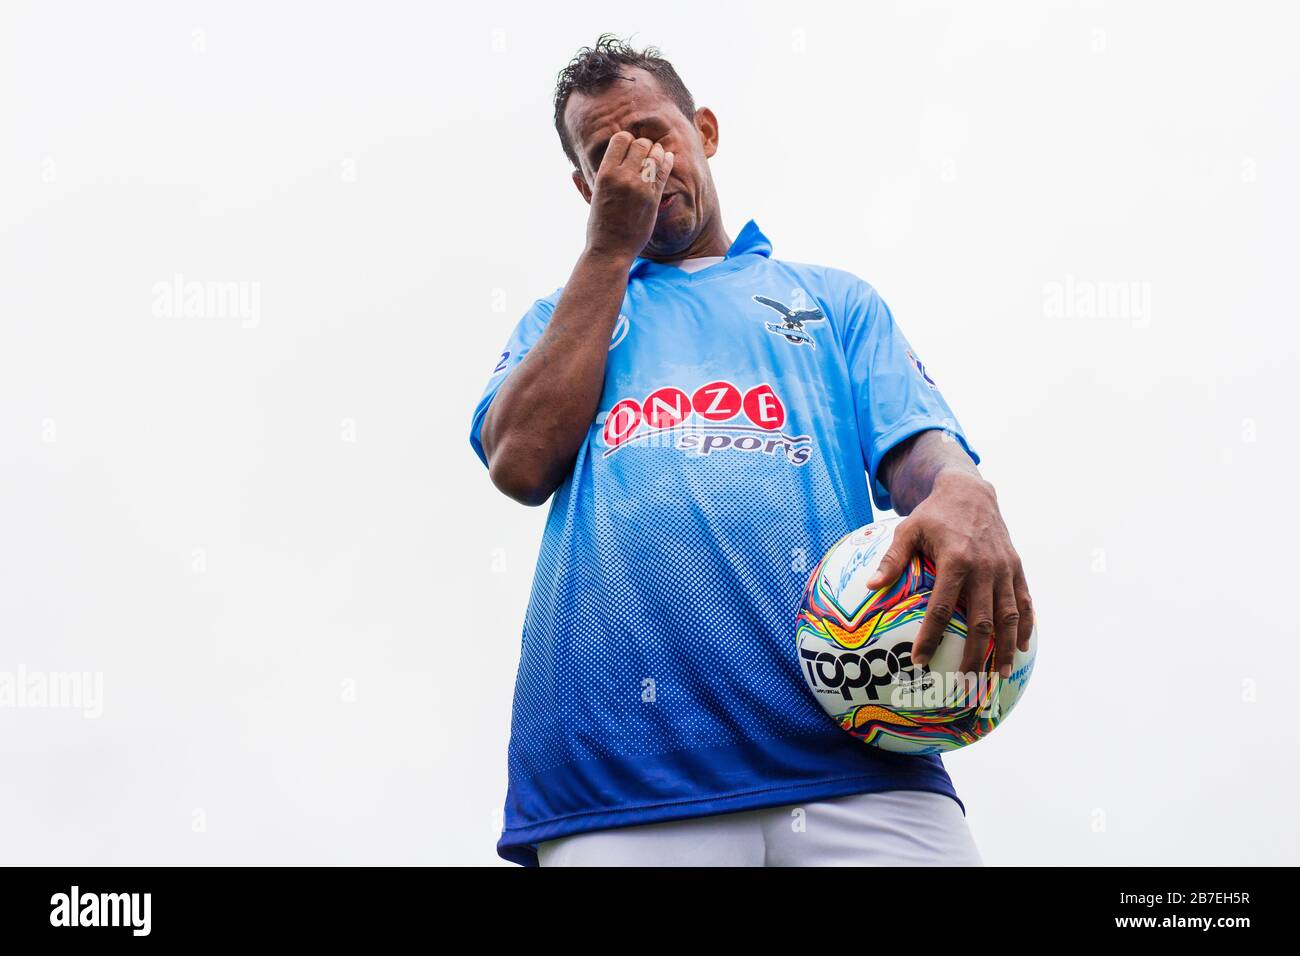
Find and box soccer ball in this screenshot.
[796,517,1035,753]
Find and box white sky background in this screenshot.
[1,0,1297,865]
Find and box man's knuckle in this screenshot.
[948,549,974,571]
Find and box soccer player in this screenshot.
[469,36,1034,866]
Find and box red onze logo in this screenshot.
[602,380,812,466]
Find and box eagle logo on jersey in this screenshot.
[752,295,826,348]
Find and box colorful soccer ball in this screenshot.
[796,517,1036,753]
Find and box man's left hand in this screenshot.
[866,470,1034,678]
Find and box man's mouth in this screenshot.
[658,193,678,212]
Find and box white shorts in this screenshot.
[537,789,982,867]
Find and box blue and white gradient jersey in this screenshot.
[470,221,978,866]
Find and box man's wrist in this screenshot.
[932,467,995,499]
[579,244,638,271]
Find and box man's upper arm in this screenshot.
[838,276,979,510]
[468,294,559,468]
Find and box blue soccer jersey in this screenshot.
[470,220,978,866]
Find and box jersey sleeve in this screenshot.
[468,295,559,468]
[840,277,979,512]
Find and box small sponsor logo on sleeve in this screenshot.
[906,350,938,389]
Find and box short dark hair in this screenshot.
[553,34,696,169]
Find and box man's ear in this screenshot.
[572,168,593,204]
[695,107,720,159]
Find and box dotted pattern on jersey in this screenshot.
[506,433,873,782]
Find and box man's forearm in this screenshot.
[879,429,985,515]
[479,248,632,505]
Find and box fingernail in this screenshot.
[999,665,1012,679]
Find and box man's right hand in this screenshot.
[481,131,671,505]
[585,131,674,261]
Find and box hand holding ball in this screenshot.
[796,517,1036,754]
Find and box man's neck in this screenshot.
[642,215,732,263]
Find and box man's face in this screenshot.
[565,68,719,258]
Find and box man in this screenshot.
[469,36,1034,866]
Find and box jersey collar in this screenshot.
[629,219,771,280]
